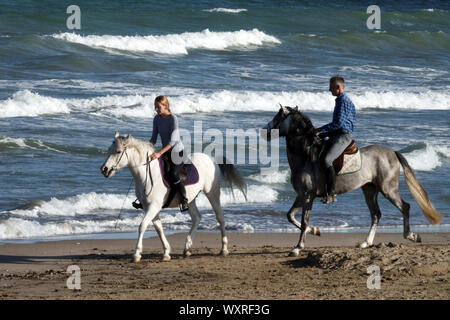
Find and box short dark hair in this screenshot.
[330,76,345,88]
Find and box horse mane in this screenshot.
[118,135,155,161]
[289,108,315,135]
[286,107,322,163]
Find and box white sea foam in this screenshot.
[161,90,450,112]
[0,90,154,118]
[435,145,450,159]
[403,144,449,172]
[339,65,448,82]
[203,8,247,13]
[9,192,134,218]
[51,29,280,55]
[2,89,449,118]
[0,136,30,149]
[300,33,319,37]
[248,169,290,184]
[0,213,257,239]
[224,222,254,232]
[162,90,450,114]
[0,135,64,153]
[1,186,276,239]
[0,90,70,117]
[9,185,277,220]
[0,216,144,240]
[196,185,278,208]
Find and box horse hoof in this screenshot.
[313,227,321,236]
[183,250,192,258]
[416,234,422,243]
[220,250,229,257]
[161,255,171,262]
[359,242,370,249]
[132,254,141,263]
[289,249,300,257]
[406,233,421,243]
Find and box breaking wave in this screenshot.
[203,8,248,13]
[51,29,280,55]
[2,89,449,118]
[402,143,450,172]
[0,185,277,239]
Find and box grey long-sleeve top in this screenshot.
[150,114,184,152]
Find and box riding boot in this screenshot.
[322,166,337,204]
[132,199,143,209]
[175,180,189,212]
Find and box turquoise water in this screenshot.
[0,1,449,241]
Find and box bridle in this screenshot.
[110,146,129,172]
[109,139,156,229]
[110,146,154,196]
[267,108,323,161]
[266,109,291,134]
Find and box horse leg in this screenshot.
[290,193,314,257]
[133,204,161,263]
[205,188,229,256]
[288,195,320,256]
[384,190,421,243]
[184,200,201,257]
[360,183,382,248]
[287,196,303,229]
[152,216,172,261]
[288,196,320,235]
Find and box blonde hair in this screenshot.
[154,95,170,112]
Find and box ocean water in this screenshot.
[0,0,449,242]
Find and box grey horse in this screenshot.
[263,106,442,256]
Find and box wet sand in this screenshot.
[0,232,448,300]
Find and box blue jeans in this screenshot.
[322,132,353,168]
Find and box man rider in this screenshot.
[314,76,356,204]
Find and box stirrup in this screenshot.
[321,194,337,204]
[132,199,143,209]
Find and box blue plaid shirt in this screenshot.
[320,92,356,134]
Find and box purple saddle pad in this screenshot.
[158,157,199,188]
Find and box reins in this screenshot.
[111,147,128,172]
[113,150,154,229]
[285,110,324,162]
[143,152,153,197]
[114,178,134,230]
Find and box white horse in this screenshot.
[100,132,247,262]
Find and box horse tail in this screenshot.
[395,151,442,225]
[218,157,247,201]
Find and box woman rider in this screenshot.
[149,95,189,211]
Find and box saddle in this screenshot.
[158,156,199,188]
[132,157,199,210]
[332,140,360,174]
[158,156,199,208]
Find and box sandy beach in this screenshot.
[0,232,448,300]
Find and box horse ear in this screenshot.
[294,106,298,111]
[114,131,119,138]
[281,106,289,114]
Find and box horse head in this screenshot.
[100,131,131,178]
[261,105,296,140]
[262,105,322,162]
